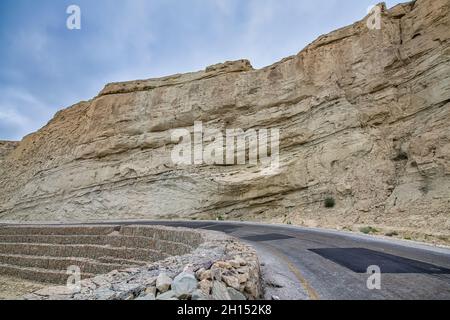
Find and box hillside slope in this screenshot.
[0,0,449,244]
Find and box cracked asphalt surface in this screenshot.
[88,220,450,300]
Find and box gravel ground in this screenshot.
[0,275,45,300]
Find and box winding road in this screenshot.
[4,220,450,300]
[85,220,450,300]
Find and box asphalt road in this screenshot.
[100,220,450,300]
[5,220,450,300]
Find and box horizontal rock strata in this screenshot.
[0,141,18,164]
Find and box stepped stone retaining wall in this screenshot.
[0,224,261,300]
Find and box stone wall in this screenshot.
[0,225,201,284]
[0,225,261,300]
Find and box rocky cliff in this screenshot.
[0,141,19,162]
[0,0,449,244]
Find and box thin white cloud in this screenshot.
[0,0,405,141]
[211,0,237,16]
[0,109,30,128]
[0,87,54,140]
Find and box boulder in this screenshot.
[227,288,246,301]
[211,281,231,300]
[136,293,156,300]
[145,286,157,296]
[222,274,240,291]
[192,290,209,301]
[198,279,213,295]
[156,290,177,300]
[156,273,172,293]
[93,287,117,300]
[197,269,212,281]
[172,272,198,299]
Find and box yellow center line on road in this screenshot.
[266,244,320,300]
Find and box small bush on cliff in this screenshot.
[360,226,379,234]
[324,197,336,208]
[385,231,399,237]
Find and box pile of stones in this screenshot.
[138,255,254,300]
[23,227,261,300]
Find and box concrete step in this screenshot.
[0,253,136,275]
[121,226,203,247]
[0,235,193,255]
[0,262,94,285]
[97,257,148,267]
[0,242,168,262]
[0,226,118,236]
[0,225,202,286]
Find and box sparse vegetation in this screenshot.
[420,178,431,194]
[216,215,225,221]
[385,231,399,237]
[324,197,336,208]
[393,150,409,161]
[360,226,379,234]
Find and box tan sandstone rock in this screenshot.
[0,0,448,244]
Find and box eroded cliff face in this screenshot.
[0,142,18,163]
[0,0,449,243]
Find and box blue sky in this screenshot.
[0,0,402,141]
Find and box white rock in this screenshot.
[136,293,156,300]
[222,275,240,291]
[156,273,173,293]
[93,287,117,300]
[145,286,157,296]
[211,281,231,300]
[172,272,198,299]
[192,290,209,301]
[227,288,246,301]
[156,290,177,300]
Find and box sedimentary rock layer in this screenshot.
[0,141,18,163]
[0,0,449,242]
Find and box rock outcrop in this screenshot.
[0,0,449,243]
[0,141,18,164]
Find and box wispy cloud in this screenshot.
[0,87,54,140]
[0,0,404,141]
